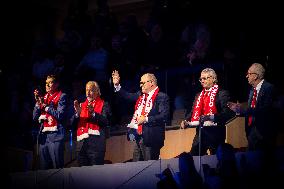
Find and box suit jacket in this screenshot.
[245,80,276,140]
[116,88,170,148]
[186,88,235,140]
[33,92,67,143]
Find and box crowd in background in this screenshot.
[4,0,284,158]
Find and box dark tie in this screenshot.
[138,93,149,135]
[248,88,257,126]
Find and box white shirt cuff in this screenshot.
[45,106,49,112]
[145,117,148,123]
[209,114,214,121]
[92,112,96,118]
[114,84,121,92]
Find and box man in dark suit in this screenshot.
[180,68,235,156]
[33,74,67,169]
[112,70,170,161]
[228,63,277,151]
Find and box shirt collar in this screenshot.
[255,79,264,93]
[147,86,158,97]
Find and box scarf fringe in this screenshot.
[42,126,58,132]
[187,121,217,127]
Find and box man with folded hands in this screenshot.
[180,68,235,156]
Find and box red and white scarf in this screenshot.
[188,84,218,126]
[40,91,62,132]
[128,87,159,135]
[77,97,104,141]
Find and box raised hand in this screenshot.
[112,70,120,86]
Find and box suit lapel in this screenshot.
[256,80,267,107]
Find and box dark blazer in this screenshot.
[186,88,235,148]
[116,88,170,148]
[33,93,67,143]
[244,80,276,148]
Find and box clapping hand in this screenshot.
[227,101,241,114]
[34,89,43,104]
[87,102,94,115]
[74,100,81,115]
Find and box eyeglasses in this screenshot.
[199,76,212,82]
[140,80,152,86]
[246,72,258,76]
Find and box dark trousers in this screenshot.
[190,127,225,156]
[133,138,160,161]
[78,135,106,166]
[39,140,64,169]
[247,126,277,151]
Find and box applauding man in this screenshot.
[73,81,111,166]
[33,75,67,169]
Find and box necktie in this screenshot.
[248,88,257,126]
[137,93,148,135]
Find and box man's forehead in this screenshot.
[141,75,149,81]
[86,84,96,90]
[201,72,209,76]
[46,78,54,83]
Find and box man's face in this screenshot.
[140,75,153,94]
[246,66,258,87]
[86,84,98,102]
[199,72,214,89]
[46,78,58,94]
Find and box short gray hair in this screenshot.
[251,63,265,79]
[144,73,157,85]
[201,68,218,83]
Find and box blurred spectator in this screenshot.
[203,143,240,189]
[178,152,203,189]
[75,34,109,96]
